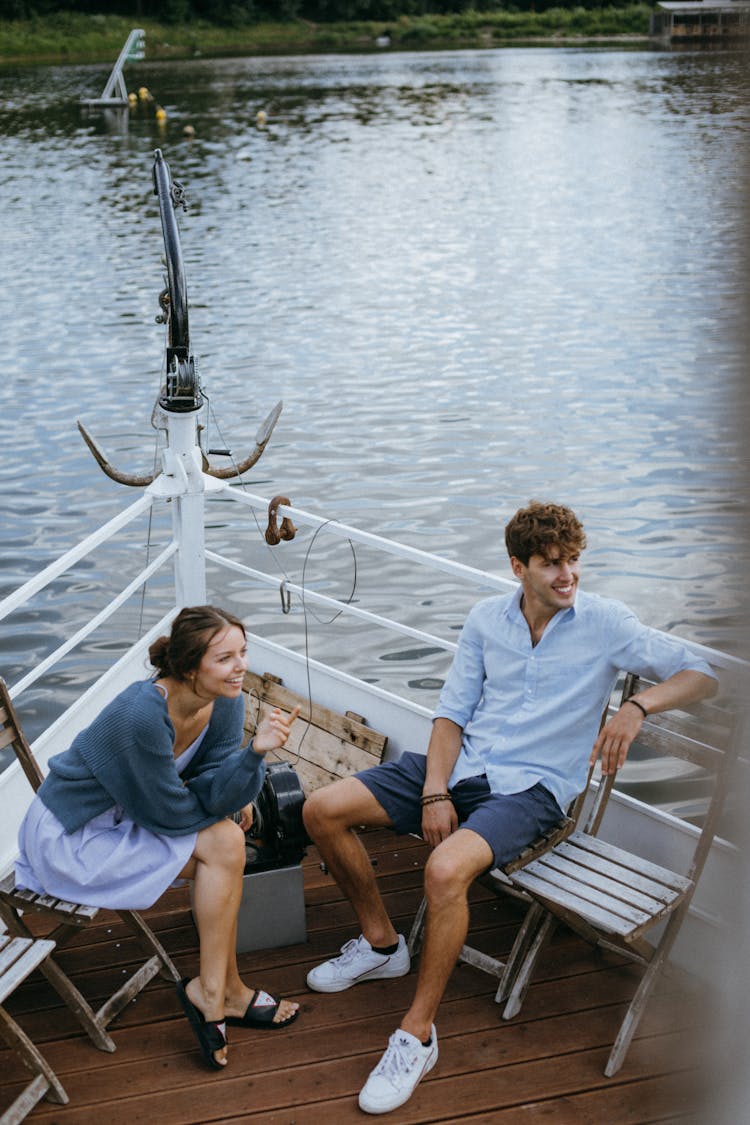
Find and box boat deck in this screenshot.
[1,829,711,1124]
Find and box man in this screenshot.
[302,500,717,1115]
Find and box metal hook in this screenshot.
[280,581,292,614]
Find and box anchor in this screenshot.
[78,149,281,487]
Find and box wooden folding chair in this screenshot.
[406,690,623,982]
[0,678,181,1054]
[499,670,737,1076]
[0,934,68,1123]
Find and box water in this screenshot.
[0,46,747,752]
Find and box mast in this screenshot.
[77,150,282,606]
[150,148,207,607]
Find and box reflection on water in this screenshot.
[0,48,746,801]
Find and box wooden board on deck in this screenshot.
[242,670,387,795]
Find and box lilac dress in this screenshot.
[15,726,207,911]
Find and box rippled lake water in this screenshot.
[0,45,747,752]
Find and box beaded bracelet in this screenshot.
[420,793,453,806]
[624,697,648,719]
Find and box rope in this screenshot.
[202,397,360,762]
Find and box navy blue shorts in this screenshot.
[356,751,564,869]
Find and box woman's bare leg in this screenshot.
[177,818,246,1064]
[223,907,299,1024]
[179,819,298,1048]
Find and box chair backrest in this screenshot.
[0,678,44,792]
[568,682,629,839]
[617,669,740,882]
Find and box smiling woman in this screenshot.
[150,606,250,757]
[11,603,302,1070]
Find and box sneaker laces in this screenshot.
[335,937,366,966]
[372,1032,420,1086]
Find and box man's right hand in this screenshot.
[421,798,458,848]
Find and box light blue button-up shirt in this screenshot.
[435,587,716,813]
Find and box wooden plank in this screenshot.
[501,816,575,874]
[3,881,101,924]
[0,725,17,752]
[0,940,55,1005]
[432,1073,702,1124]
[0,830,701,1125]
[264,746,359,796]
[243,671,387,756]
[536,851,680,913]
[565,832,693,892]
[548,840,688,900]
[242,670,387,793]
[511,869,649,936]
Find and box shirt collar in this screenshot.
[505,584,579,629]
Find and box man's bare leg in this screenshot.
[400,828,493,1042]
[356,828,492,1114]
[303,776,399,947]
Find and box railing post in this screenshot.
[163,411,207,607]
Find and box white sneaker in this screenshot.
[358,1025,438,1114]
[306,934,410,993]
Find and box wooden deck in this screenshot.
[0,829,713,1124]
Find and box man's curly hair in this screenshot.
[504,501,586,566]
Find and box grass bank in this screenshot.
[0,8,655,65]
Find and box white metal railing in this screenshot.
[0,484,508,708]
[9,543,176,698]
[0,482,747,713]
[0,496,153,626]
[0,494,167,700]
[208,487,748,677]
[222,489,518,594]
[206,551,461,655]
[205,487,516,657]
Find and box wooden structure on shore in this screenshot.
[651,0,750,39]
[80,29,144,110]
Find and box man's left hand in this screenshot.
[590,705,643,775]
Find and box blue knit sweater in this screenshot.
[37,679,265,836]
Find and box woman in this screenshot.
[15,605,301,1069]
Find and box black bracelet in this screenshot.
[624,698,648,719]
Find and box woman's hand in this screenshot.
[252,705,302,755]
[236,803,254,832]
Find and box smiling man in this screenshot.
[302,500,718,1115]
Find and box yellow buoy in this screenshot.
[128,92,138,107]
[155,106,167,124]
[138,86,150,101]
[183,124,195,138]
[256,109,267,127]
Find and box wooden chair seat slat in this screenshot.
[560,831,693,892]
[0,937,55,1003]
[500,816,575,874]
[526,849,684,913]
[553,836,692,897]
[512,868,657,935]
[0,933,68,1117]
[0,876,33,903]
